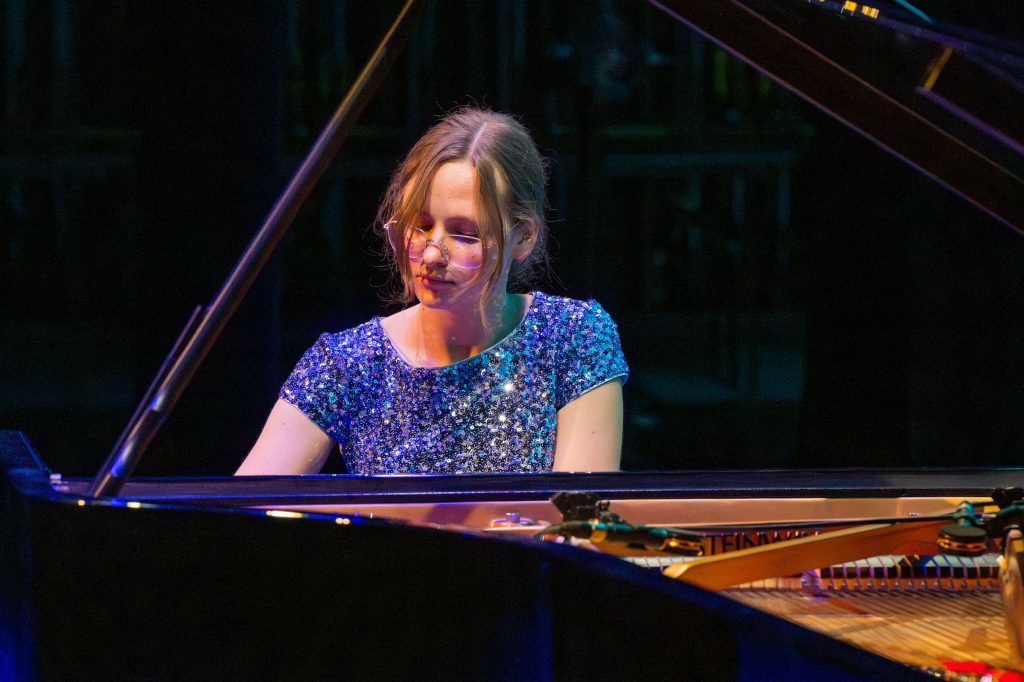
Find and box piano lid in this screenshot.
[650,0,1024,235]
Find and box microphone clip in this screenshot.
[547,491,704,557]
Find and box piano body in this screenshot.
[3,429,1022,679]
[5,0,1024,679]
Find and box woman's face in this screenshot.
[405,160,510,312]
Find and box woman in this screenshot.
[237,108,627,475]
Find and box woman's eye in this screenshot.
[450,234,480,245]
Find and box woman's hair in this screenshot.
[377,107,549,306]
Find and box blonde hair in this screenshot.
[377,108,548,306]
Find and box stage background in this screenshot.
[2,1,1022,475]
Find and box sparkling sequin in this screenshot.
[280,291,628,474]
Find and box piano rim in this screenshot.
[53,467,1024,507]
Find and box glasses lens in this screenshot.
[406,230,426,259]
[444,235,483,269]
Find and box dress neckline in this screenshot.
[375,292,538,370]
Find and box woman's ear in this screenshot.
[510,221,538,261]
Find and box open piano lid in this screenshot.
[649,0,1024,236]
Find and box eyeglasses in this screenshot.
[385,222,491,270]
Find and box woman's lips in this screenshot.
[416,274,454,288]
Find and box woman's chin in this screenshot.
[414,281,459,308]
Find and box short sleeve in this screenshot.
[279,334,349,443]
[554,300,629,409]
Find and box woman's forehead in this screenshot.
[402,160,470,204]
[423,161,477,211]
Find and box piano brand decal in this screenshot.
[702,529,815,556]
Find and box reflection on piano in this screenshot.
[5,429,1023,678]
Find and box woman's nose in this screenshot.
[421,238,445,263]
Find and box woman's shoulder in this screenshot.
[307,318,388,364]
[281,319,386,404]
[530,291,619,327]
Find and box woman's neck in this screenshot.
[414,293,524,367]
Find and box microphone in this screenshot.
[545,520,704,556]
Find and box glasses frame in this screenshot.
[385,221,493,270]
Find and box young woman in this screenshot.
[237,108,627,475]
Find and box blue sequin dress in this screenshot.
[280,291,628,474]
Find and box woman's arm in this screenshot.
[236,399,334,475]
[551,379,623,472]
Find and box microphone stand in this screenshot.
[88,0,428,498]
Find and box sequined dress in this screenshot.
[280,291,629,474]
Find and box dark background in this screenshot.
[2,0,1022,476]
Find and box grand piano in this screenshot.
[7,429,1024,679]
[4,0,1023,679]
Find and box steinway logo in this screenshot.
[702,529,816,555]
